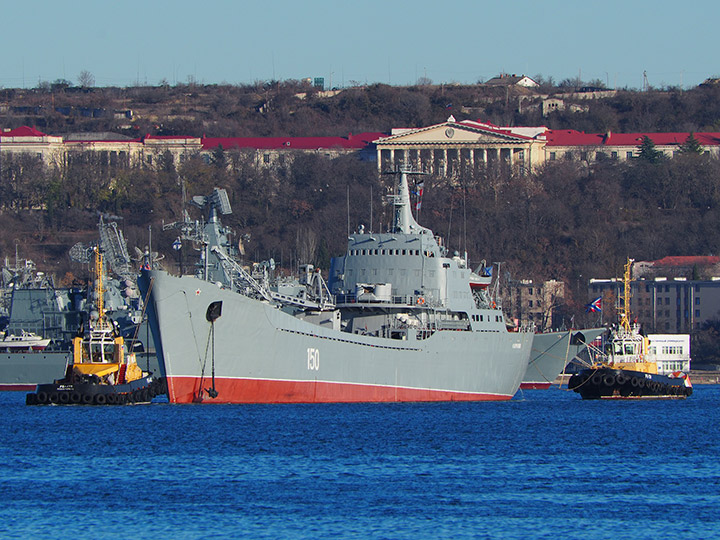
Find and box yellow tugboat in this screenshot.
[568,259,692,399]
[26,248,163,405]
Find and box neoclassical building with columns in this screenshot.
[4,121,720,175]
[374,116,548,175]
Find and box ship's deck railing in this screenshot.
[517,322,535,333]
[334,293,440,308]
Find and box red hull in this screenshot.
[168,376,512,404]
[519,382,552,390]
[0,384,36,391]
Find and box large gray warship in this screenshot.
[139,169,534,404]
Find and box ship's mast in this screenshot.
[94,247,105,322]
[619,258,634,332]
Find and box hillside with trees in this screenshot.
[3,78,720,362]
[4,77,720,138]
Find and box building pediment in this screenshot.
[376,119,533,146]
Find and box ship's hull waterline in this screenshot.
[142,272,533,404]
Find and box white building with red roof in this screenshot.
[3,122,720,174]
[545,130,720,162]
[374,116,547,174]
[202,132,385,166]
[0,127,382,169]
[0,126,65,167]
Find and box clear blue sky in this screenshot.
[2,0,717,90]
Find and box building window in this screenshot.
[626,151,633,159]
[550,152,556,161]
[611,151,618,159]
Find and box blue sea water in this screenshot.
[1,386,719,540]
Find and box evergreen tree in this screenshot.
[680,132,704,154]
[637,135,664,163]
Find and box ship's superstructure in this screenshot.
[140,169,534,404]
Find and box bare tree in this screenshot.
[78,70,95,88]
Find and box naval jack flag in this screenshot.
[585,297,602,312]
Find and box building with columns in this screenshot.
[374,116,547,174]
[4,122,720,175]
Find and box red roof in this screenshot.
[202,132,386,151]
[144,135,198,141]
[0,126,47,138]
[546,129,720,147]
[650,256,720,267]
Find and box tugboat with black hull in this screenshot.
[568,259,692,399]
[26,248,163,406]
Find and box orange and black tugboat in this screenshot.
[568,259,692,400]
[26,248,163,406]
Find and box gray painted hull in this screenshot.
[0,351,160,391]
[0,351,70,390]
[142,271,534,404]
[523,328,606,388]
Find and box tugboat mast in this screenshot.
[94,247,105,322]
[619,258,634,333]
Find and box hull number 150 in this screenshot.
[307,348,320,370]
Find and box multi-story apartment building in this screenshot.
[502,279,565,331]
[588,257,720,333]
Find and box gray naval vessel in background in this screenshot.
[523,328,606,389]
[0,219,158,390]
[139,169,534,404]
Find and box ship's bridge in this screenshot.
[329,229,480,312]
